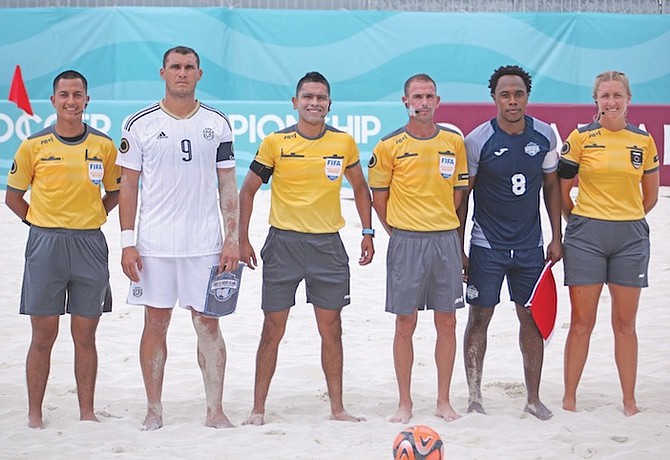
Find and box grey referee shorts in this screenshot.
[260,227,350,312]
[20,225,112,317]
[563,215,650,287]
[386,229,464,315]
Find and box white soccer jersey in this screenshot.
[117,101,235,257]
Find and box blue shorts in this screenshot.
[466,245,544,308]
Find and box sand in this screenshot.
[1,187,668,459]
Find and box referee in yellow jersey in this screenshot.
[5,70,120,429]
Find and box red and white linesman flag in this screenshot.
[8,65,33,116]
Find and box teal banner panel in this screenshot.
[1,8,669,186]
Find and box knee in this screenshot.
[73,335,97,351]
[192,314,220,337]
[144,312,172,336]
[612,320,636,336]
[395,317,416,340]
[569,319,595,338]
[435,313,456,333]
[467,308,493,330]
[30,334,58,353]
[260,323,286,347]
[30,327,59,352]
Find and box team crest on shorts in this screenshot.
[203,128,215,140]
[324,157,344,181]
[132,286,143,298]
[439,155,456,179]
[629,147,643,169]
[466,285,479,301]
[210,273,239,301]
[524,142,540,157]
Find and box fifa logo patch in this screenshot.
[88,161,104,185]
[210,274,239,302]
[324,157,343,181]
[439,156,455,179]
[629,147,643,169]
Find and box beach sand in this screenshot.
[1,188,669,459]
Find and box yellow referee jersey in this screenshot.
[561,122,659,221]
[255,125,359,234]
[368,125,468,231]
[8,125,120,229]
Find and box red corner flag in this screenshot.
[8,65,33,116]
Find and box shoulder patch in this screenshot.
[368,153,377,168]
[10,160,17,174]
[119,137,130,154]
[560,141,571,156]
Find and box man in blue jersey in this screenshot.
[457,65,562,420]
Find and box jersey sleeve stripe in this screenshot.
[123,103,161,130]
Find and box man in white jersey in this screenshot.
[117,46,240,430]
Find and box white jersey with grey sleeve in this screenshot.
[117,101,235,257]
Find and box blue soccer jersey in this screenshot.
[465,115,558,250]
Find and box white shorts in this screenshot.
[126,255,220,312]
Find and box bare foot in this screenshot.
[80,409,100,423]
[141,410,163,431]
[467,401,486,414]
[524,402,553,421]
[242,413,265,426]
[623,400,640,417]
[389,405,412,424]
[331,410,366,422]
[205,412,234,428]
[562,396,577,413]
[435,403,461,422]
[28,414,45,430]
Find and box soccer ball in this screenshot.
[392,425,444,459]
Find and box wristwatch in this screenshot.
[362,228,375,237]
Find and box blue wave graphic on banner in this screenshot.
[1,9,669,103]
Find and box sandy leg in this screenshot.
[141,404,163,431]
[524,402,553,421]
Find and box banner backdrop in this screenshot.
[1,8,669,186]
